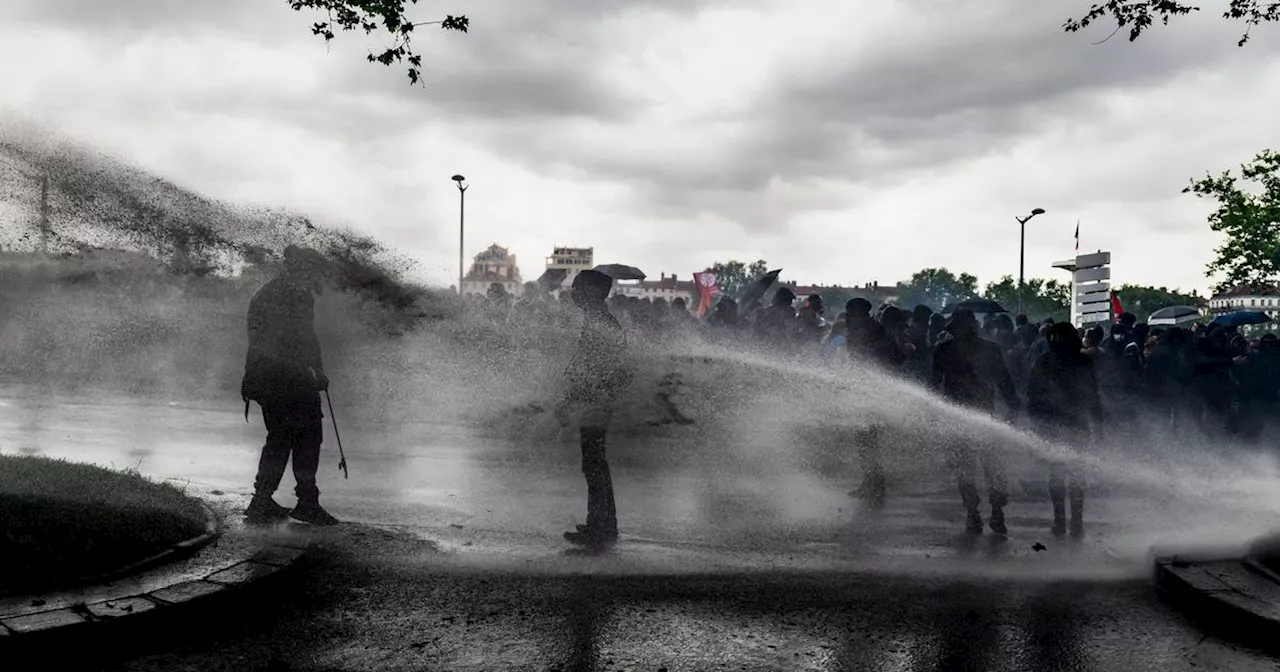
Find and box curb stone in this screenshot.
[1155,555,1280,641]
[0,501,313,647]
[73,500,222,589]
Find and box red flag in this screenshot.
[693,272,721,318]
[1111,290,1124,320]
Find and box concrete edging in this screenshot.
[79,500,222,589]
[1155,555,1280,640]
[0,501,312,643]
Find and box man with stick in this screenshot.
[241,245,340,526]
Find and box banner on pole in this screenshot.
[693,271,721,318]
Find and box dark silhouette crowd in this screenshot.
[245,266,1280,546]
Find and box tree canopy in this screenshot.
[1065,1,1279,46]
[1112,284,1203,321]
[982,276,1072,323]
[901,268,979,311]
[707,260,769,299]
[288,0,469,84]
[1184,150,1280,291]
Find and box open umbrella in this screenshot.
[739,269,782,307]
[1211,310,1273,328]
[1147,305,1202,326]
[940,298,1008,316]
[536,268,568,292]
[593,264,646,281]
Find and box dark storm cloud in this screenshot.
[440,0,1280,228]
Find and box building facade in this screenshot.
[1208,284,1280,320]
[612,272,697,306]
[544,246,594,293]
[460,243,522,297]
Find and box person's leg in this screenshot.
[1049,461,1067,536]
[1068,465,1086,538]
[580,426,616,534]
[981,445,1009,535]
[951,442,982,533]
[288,395,337,525]
[857,425,886,507]
[247,403,293,523]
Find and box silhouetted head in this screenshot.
[928,313,946,334]
[283,245,329,293]
[879,305,903,329]
[947,309,979,339]
[1084,326,1105,348]
[805,294,824,314]
[570,269,613,310]
[1047,321,1083,358]
[912,304,933,327]
[845,297,872,317]
[1118,312,1137,327]
[773,286,796,308]
[1014,314,1029,327]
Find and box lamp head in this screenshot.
[451,174,466,183]
[1031,207,1046,216]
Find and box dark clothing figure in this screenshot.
[241,246,337,526]
[903,306,935,383]
[845,299,904,370]
[1027,322,1103,537]
[931,310,1019,535]
[755,287,798,348]
[558,270,630,546]
[796,295,826,345]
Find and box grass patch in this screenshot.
[0,455,208,596]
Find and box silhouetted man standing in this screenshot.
[241,246,338,526]
[556,270,631,546]
[931,310,1019,535]
[845,298,904,507]
[1027,322,1102,537]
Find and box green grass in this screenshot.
[0,455,208,596]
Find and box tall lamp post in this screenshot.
[1016,207,1047,317]
[452,174,467,296]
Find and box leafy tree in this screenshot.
[288,1,469,84]
[1112,284,1203,321]
[1065,1,1278,46]
[982,276,1072,323]
[707,259,769,299]
[902,268,979,311]
[1184,150,1280,291]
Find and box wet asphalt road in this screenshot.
[3,391,1280,670]
[92,527,1280,672]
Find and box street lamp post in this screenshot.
[452,175,467,296]
[1016,207,1047,317]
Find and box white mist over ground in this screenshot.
[2,125,1278,580]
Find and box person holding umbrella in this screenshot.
[555,270,633,546]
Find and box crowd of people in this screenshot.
[242,261,1279,547]
[481,278,1280,543]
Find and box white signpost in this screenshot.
[1053,251,1112,328]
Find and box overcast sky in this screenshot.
[4,0,1280,294]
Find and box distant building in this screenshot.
[544,246,594,293]
[461,243,521,297]
[1209,284,1280,320]
[612,272,697,306]
[778,280,905,308]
